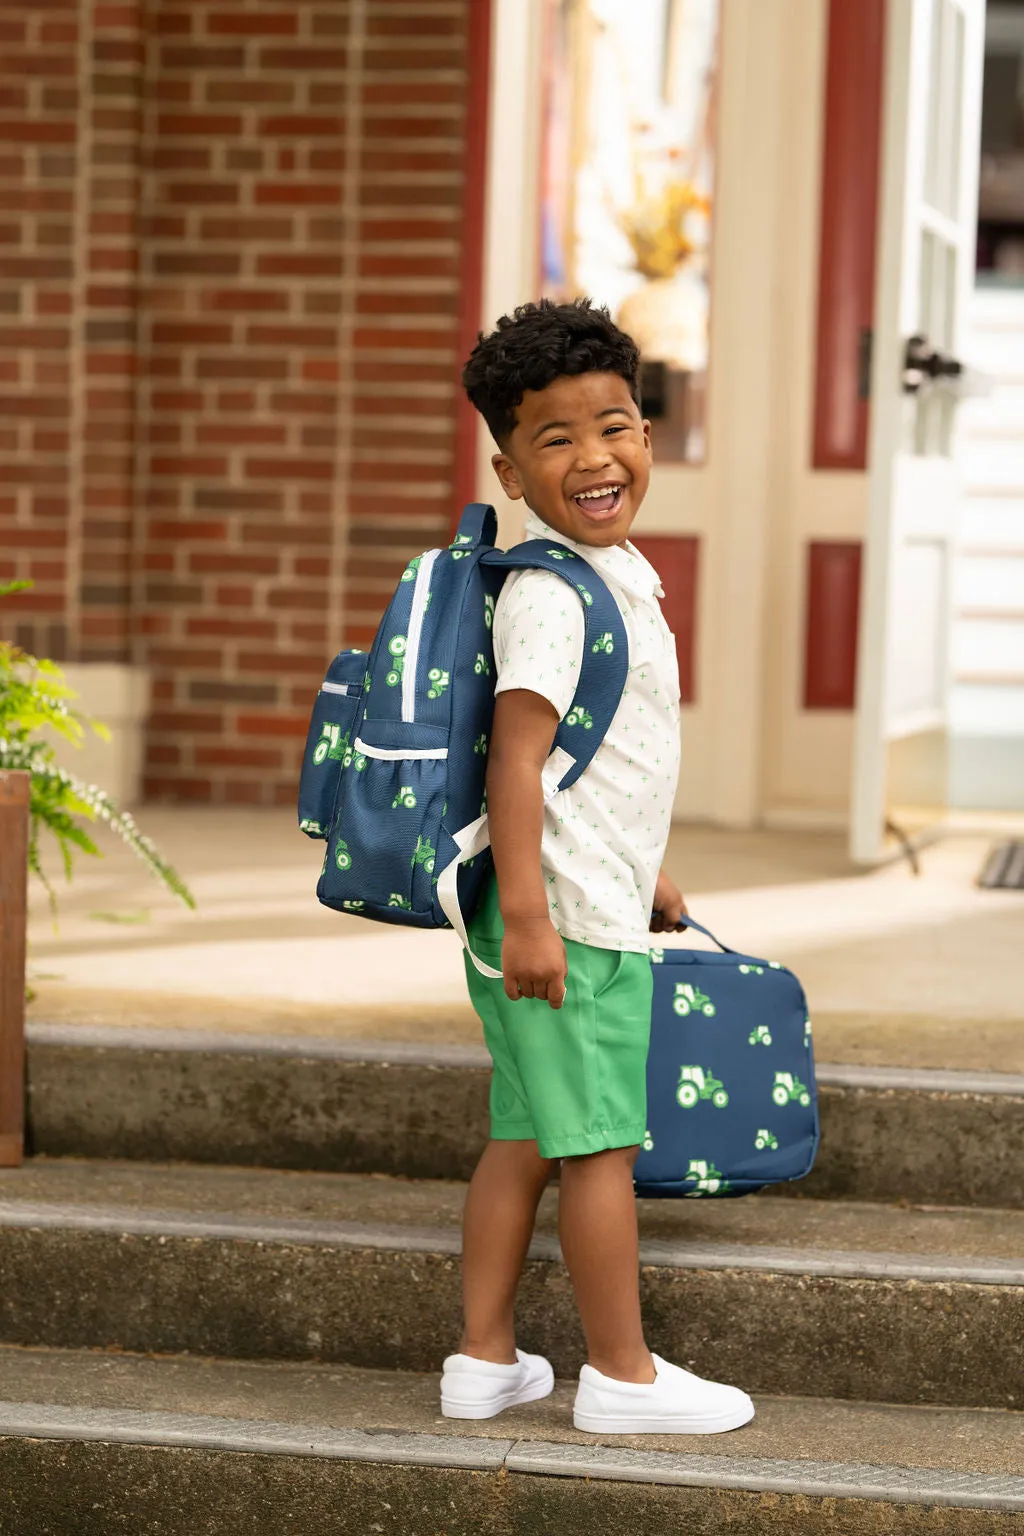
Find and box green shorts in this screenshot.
[464,877,653,1160]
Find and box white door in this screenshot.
[851,0,985,862]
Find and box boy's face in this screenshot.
[491,372,652,548]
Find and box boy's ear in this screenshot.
[642,417,653,458]
[491,452,524,501]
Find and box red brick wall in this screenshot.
[1,0,473,806]
[0,0,79,659]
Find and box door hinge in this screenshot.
[857,326,873,401]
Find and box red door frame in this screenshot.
[451,0,494,532]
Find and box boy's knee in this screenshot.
[563,1143,640,1172]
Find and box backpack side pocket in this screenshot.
[297,651,366,839]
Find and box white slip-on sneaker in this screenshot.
[573,1353,755,1435]
[441,1348,555,1420]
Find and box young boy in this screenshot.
[440,299,754,1435]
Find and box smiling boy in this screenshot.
[439,299,754,1435]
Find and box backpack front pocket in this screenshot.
[317,722,448,920]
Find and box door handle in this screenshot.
[901,334,963,393]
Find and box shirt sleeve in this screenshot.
[492,568,586,720]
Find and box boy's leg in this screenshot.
[558,1144,656,1383]
[460,1137,553,1363]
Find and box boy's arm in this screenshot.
[487,688,568,1010]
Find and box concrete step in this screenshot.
[24,1025,1024,1209]
[0,1348,1022,1535]
[0,1160,1021,1411]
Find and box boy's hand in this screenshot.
[502,916,568,1009]
[650,870,689,933]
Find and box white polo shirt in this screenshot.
[493,512,681,953]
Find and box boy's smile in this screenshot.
[491,372,652,548]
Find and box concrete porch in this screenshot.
[24,809,1024,1073]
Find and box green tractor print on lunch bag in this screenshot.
[684,1159,729,1196]
[738,963,765,976]
[676,1065,729,1110]
[748,1023,773,1046]
[565,705,593,729]
[411,835,436,875]
[754,1128,779,1151]
[392,785,417,810]
[673,983,716,1018]
[642,1129,654,1152]
[335,839,352,872]
[385,635,407,687]
[772,1071,812,1108]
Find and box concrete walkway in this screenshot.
[25,809,1024,1071]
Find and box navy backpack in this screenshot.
[297,503,628,970]
[634,916,819,1198]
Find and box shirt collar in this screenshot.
[524,511,665,602]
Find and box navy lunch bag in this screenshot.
[634,916,819,1198]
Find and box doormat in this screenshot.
[978,842,1024,890]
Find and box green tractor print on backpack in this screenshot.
[676,1065,729,1110]
[754,1128,779,1151]
[411,835,436,875]
[748,1023,773,1046]
[474,653,491,677]
[392,785,417,810]
[473,732,488,756]
[334,839,352,872]
[342,741,367,772]
[341,899,365,912]
[673,982,716,1018]
[592,632,615,655]
[683,1159,728,1196]
[386,635,407,688]
[642,1129,654,1152]
[565,704,593,729]
[576,583,593,607]
[484,594,495,631]
[388,893,413,910]
[313,722,347,766]
[772,1071,812,1108]
[738,963,765,976]
[546,547,571,561]
[400,555,422,584]
[449,533,473,560]
[427,667,450,700]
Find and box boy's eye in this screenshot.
[603,425,627,436]
[543,436,571,448]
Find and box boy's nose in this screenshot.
[573,443,614,472]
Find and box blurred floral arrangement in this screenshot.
[618,165,711,281]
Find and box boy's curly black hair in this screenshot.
[462,297,641,444]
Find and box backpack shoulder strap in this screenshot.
[483,539,629,792]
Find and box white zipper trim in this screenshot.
[402,548,440,723]
[353,738,448,762]
[321,681,351,696]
